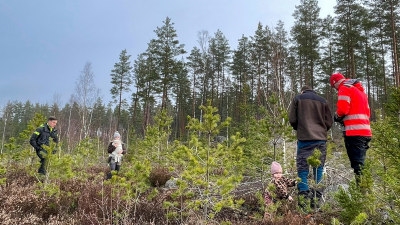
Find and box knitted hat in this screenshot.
[114,131,121,138]
[330,73,345,89]
[270,161,283,174]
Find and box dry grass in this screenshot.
[0,162,343,225]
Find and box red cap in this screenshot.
[330,73,345,88]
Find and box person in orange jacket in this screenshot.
[330,72,372,182]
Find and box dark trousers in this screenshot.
[107,161,121,179]
[110,162,121,172]
[344,136,371,176]
[296,140,327,192]
[36,149,48,175]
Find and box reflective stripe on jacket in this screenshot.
[336,80,372,137]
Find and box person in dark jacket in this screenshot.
[29,116,59,175]
[330,72,372,182]
[106,131,127,179]
[288,86,333,208]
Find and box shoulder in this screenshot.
[290,94,301,105]
[299,91,327,103]
[36,124,45,132]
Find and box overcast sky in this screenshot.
[0,0,336,108]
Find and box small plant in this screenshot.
[306,149,323,210]
[334,163,376,224]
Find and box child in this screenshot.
[111,136,123,162]
[264,161,297,221]
[110,131,123,164]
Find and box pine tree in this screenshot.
[186,47,205,118]
[150,17,186,111]
[208,29,231,118]
[291,0,322,88]
[110,49,133,130]
[249,22,270,111]
[167,101,245,222]
[333,0,369,78]
[231,35,252,128]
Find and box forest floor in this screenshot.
[0,164,347,225]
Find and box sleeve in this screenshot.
[107,142,116,153]
[325,103,333,130]
[29,128,41,150]
[284,177,297,187]
[288,97,298,130]
[336,87,351,117]
[52,129,59,145]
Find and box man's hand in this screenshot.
[334,113,344,124]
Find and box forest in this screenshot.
[1,0,400,224]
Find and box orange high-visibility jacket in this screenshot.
[336,79,372,137]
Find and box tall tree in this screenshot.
[186,47,205,118]
[91,97,107,139]
[196,31,213,124]
[319,15,339,109]
[291,0,322,88]
[231,35,252,131]
[368,0,400,88]
[149,17,186,111]
[172,60,191,139]
[73,62,99,139]
[110,49,133,130]
[270,21,290,109]
[249,23,271,111]
[208,30,231,117]
[133,51,159,136]
[334,0,368,78]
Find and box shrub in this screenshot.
[149,165,171,187]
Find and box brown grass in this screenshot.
[0,163,337,225]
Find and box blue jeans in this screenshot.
[296,140,327,192]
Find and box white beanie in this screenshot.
[114,131,121,138]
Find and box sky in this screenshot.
[0,0,336,109]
